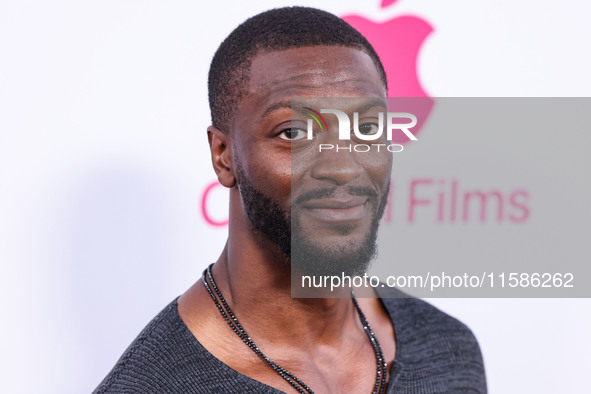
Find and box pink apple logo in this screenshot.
[342,0,434,143]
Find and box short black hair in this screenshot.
[208,6,387,132]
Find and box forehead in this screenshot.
[244,46,386,112]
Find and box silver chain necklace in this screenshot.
[202,264,388,393]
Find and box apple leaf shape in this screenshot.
[381,0,399,8]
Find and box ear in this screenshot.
[207,126,236,188]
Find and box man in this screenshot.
[95,7,486,393]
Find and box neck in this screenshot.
[212,238,359,347]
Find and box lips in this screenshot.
[300,196,368,222]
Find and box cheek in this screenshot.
[358,150,392,180]
[282,137,320,178]
[243,147,293,202]
[290,148,314,180]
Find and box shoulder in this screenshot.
[379,287,476,337]
[378,287,487,393]
[377,286,481,348]
[93,299,191,393]
[93,299,276,394]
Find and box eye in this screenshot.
[278,127,308,141]
[357,123,380,135]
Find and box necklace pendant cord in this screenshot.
[202,266,313,394]
[202,264,387,394]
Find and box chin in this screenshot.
[290,236,377,277]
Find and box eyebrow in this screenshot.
[261,97,388,119]
[261,100,293,119]
[355,98,388,114]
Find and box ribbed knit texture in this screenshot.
[94,288,486,393]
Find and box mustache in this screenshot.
[293,186,379,206]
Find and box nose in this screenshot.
[310,143,364,186]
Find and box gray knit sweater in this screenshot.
[94,291,486,393]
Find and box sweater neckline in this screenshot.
[172,296,405,393]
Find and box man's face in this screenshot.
[231,46,392,276]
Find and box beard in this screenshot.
[235,161,389,277]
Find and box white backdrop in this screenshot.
[1,1,590,393]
